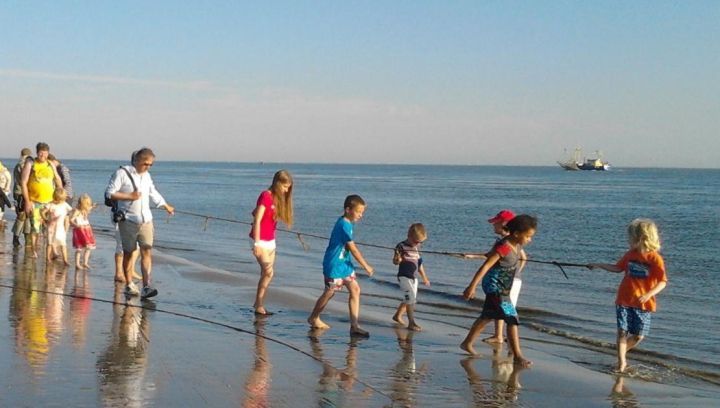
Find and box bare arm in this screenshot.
[392,248,402,265]
[418,264,430,286]
[346,241,374,276]
[588,263,623,273]
[463,252,501,300]
[21,160,32,213]
[638,281,667,304]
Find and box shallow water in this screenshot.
[5,159,719,386]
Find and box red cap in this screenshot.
[488,210,515,224]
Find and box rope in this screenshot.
[0,282,392,400]
[168,209,590,279]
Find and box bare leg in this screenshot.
[506,324,532,367]
[122,250,135,284]
[406,304,421,331]
[308,288,334,329]
[140,247,152,287]
[347,280,368,336]
[484,319,505,343]
[460,317,492,355]
[253,249,276,315]
[392,303,406,324]
[61,245,70,266]
[616,331,643,373]
[83,248,92,268]
[75,250,84,269]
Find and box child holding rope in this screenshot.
[460,214,537,368]
[308,194,375,336]
[249,170,294,316]
[392,223,430,331]
[589,219,667,373]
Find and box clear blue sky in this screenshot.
[2,1,718,167]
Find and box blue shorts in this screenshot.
[616,305,652,336]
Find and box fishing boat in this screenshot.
[558,148,610,171]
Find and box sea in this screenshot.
[4,159,719,386]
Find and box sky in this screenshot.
[1,1,719,168]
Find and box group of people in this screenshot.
[247,169,668,372]
[3,144,95,268]
[2,150,668,373]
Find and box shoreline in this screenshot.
[1,228,718,406]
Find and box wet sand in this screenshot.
[1,228,718,407]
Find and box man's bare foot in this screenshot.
[83,263,91,269]
[132,271,142,280]
[308,317,331,330]
[76,263,84,269]
[114,276,126,283]
[63,260,71,266]
[460,341,478,355]
[483,335,504,344]
[392,314,405,325]
[513,357,533,368]
[614,362,627,373]
[350,326,370,337]
[407,323,422,332]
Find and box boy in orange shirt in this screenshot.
[590,219,668,373]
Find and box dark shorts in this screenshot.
[480,293,519,326]
[616,305,652,336]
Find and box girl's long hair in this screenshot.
[270,170,294,227]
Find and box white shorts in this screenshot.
[398,276,419,305]
[509,278,522,306]
[249,238,276,251]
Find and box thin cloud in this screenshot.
[0,69,215,91]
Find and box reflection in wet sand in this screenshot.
[243,317,272,408]
[69,268,92,348]
[308,330,373,406]
[96,285,154,407]
[388,327,428,407]
[8,248,69,377]
[460,343,527,406]
[609,375,640,408]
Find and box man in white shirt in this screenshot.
[105,147,174,299]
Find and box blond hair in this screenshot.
[408,223,427,242]
[269,170,294,227]
[53,188,67,203]
[76,193,93,215]
[628,218,661,252]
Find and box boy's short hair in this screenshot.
[36,142,50,152]
[408,223,427,241]
[343,194,365,210]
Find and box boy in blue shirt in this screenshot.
[308,195,375,336]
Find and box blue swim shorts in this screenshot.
[616,305,652,336]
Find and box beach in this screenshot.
[1,225,718,407]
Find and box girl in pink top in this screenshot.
[249,170,294,315]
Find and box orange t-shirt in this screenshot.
[615,250,667,312]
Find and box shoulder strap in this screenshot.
[120,166,138,192]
